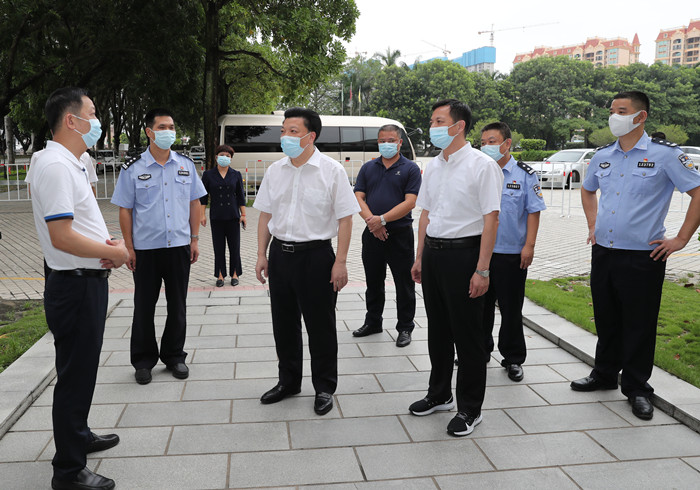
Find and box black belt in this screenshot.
[272,237,331,253]
[52,268,111,278]
[425,235,481,249]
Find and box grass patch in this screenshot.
[525,276,700,388]
[0,300,48,374]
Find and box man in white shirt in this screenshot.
[254,107,360,416]
[409,99,503,437]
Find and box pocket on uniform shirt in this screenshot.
[135,181,159,204]
[303,187,330,217]
[594,168,613,192]
[175,177,191,199]
[630,167,659,195]
[502,189,523,212]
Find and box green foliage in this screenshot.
[651,124,688,144]
[520,139,547,150]
[589,127,616,147]
[520,149,556,161]
[0,302,47,373]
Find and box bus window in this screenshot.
[341,127,364,152]
[316,126,340,153]
[364,127,379,151]
[224,125,282,152]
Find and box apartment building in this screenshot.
[655,19,700,66]
[513,35,640,67]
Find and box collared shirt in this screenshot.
[27,141,109,270]
[583,132,700,250]
[353,154,422,231]
[111,148,207,250]
[81,153,98,185]
[416,142,503,238]
[200,167,246,221]
[253,147,360,241]
[494,157,547,254]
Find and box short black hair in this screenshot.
[45,87,89,134]
[284,107,322,138]
[431,99,472,136]
[144,108,174,129]
[650,131,666,139]
[612,91,650,115]
[215,144,234,156]
[481,122,512,141]
[378,124,402,139]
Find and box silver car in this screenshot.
[530,149,596,189]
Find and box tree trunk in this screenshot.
[202,0,220,171]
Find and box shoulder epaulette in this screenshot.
[595,142,614,151]
[176,151,196,164]
[651,137,679,148]
[517,161,535,175]
[121,155,140,170]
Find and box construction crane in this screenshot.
[421,40,451,57]
[478,22,558,46]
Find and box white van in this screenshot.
[217,114,416,187]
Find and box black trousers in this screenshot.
[44,273,108,480]
[361,226,415,332]
[589,244,665,397]
[131,246,190,369]
[268,240,338,394]
[211,218,242,278]
[422,242,486,415]
[484,253,528,365]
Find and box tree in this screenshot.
[652,124,688,144]
[375,47,401,67]
[589,127,615,147]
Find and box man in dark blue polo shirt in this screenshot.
[353,124,422,347]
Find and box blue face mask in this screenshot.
[72,115,102,148]
[217,155,231,167]
[281,133,311,158]
[378,142,399,159]
[481,143,505,161]
[429,122,459,149]
[152,129,176,150]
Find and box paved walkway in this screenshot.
[1,190,700,488]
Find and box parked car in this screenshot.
[529,148,596,189]
[188,146,206,162]
[94,149,118,174]
[680,146,700,170]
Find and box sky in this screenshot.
[345,0,698,74]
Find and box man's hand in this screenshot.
[371,226,388,241]
[125,246,136,271]
[99,238,130,269]
[469,273,489,298]
[190,239,199,264]
[520,243,534,269]
[587,226,596,245]
[330,260,348,292]
[255,256,268,284]
[649,236,688,261]
[201,216,207,227]
[366,215,383,233]
[411,259,422,284]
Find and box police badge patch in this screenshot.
[679,153,695,170]
[533,183,543,198]
[599,162,610,169]
[138,174,151,180]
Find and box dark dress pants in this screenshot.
[590,244,665,397]
[44,273,108,480]
[422,243,487,415]
[268,241,338,394]
[211,218,242,278]
[131,246,190,369]
[484,253,528,365]
[362,226,416,332]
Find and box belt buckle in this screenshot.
[282,243,294,253]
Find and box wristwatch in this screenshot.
[380,215,387,226]
[475,269,490,278]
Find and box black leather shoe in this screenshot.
[396,331,412,347]
[86,432,120,454]
[231,277,239,286]
[134,368,152,385]
[504,363,524,382]
[216,279,224,287]
[314,392,333,415]
[629,396,654,420]
[570,376,617,392]
[51,467,115,490]
[353,324,382,337]
[260,384,301,404]
[167,362,189,379]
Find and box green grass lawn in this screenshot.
[525,276,700,388]
[0,301,48,374]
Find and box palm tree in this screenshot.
[374,47,402,67]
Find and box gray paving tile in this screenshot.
[0,430,51,462]
[338,356,417,375]
[168,422,289,454]
[563,459,700,489]
[586,425,700,460]
[228,447,362,488]
[98,454,228,490]
[523,334,559,349]
[523,347,582,365]
[91,382,184,404]
[11,404,125,431]
[506,402,630,433]
[336,330,397,344]
[684,456,700,471]
[483,385,549,409]
[102,325,129,339]
[602,400,680,426]
[235,333,275,347]
[529,381,626,404]
[477,432,616,469]
[232,396,341,422]
[200,322,271,336]
[436,468,578,489]
[184,335,238,348]
[337,392,422,417]
[303,478,438,489]
[486,364,566,386]
[192,346,278,363]
[290,416,409,448]
[78,427,170,459]
[376,371,430,392]
[548,362,594,381]
[118,400,230,427]
[0,461,54,490]
[237,312,273,323]
[407,355,431,371]
[356,440,492,480]
[206,304,271,314]
[335,300,367,311]
[399,410,524,441]
[358,340,428,357]
[183,379,268,400]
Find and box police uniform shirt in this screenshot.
[111,148,207,250]
[416,142,503,238]
[583,133,700,250]
[27,141,109,270]
[353,154,422,231]
[493,157,547,254]
[253,147,360,242]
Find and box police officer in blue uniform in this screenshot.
[480,122,546,382]
[112,108,207,385]
[572,91,700,420]
[353,124,422,347]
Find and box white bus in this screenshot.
[216,114,416,189]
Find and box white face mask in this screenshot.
[608,111,642,137]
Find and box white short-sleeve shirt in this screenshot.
[27,141,110,270]
[416,142,503,238]
[253,148,360,241]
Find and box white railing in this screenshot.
[0,162,30,201]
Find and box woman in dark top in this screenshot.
[200,144,247,287]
